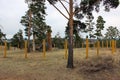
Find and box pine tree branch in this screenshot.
[52,4,69,20]
[59,0,70,16]
[61,0,69,4]
[73,8,81,15]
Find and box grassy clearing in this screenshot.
[0,48,120,80]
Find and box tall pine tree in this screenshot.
[30,0,119,68]
[94,16,105,39]
[21,0,50,52]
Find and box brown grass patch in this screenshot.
[0,48,120,80]
[79,55,114,73]
[75,49,120,80]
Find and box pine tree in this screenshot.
[30,0,119,68]
[94,16,105,39]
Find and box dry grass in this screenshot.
[0,48,120,80]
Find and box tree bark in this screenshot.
[27,9,32,53]
[27,36,30,52]
[32,33,36,51]
[67,0,74,68]
[47,32,52,51]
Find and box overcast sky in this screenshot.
[0,0,120,39]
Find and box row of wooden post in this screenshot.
[85,38,116,59]
[82,40,116,49]
[2,39,76,59]
[2,40,46,59]
[2,39,116,59]
[64,39,117,59]
[3,41,28,58]
[24,40,46,59]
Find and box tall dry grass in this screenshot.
[0,48,120,80]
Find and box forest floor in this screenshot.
[0,48,120,80]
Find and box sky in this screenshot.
[0,0,120,39]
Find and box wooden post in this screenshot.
[43,39,46,58]
[4,41,7,58]
[113,40,115,53]
[114,40,116,52]
[64,39,68,59]
[25,40,27,58]
[97,40,100,56]
[113,40,115,52]
[86,38,88,59]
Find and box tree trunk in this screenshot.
[32,33,36,51]
[27,9,32,53]
[27,34,30,52]
[67,0,74,68]
[47,32,52,51]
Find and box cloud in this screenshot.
[0,0,28,39]
[0,0,120,39]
